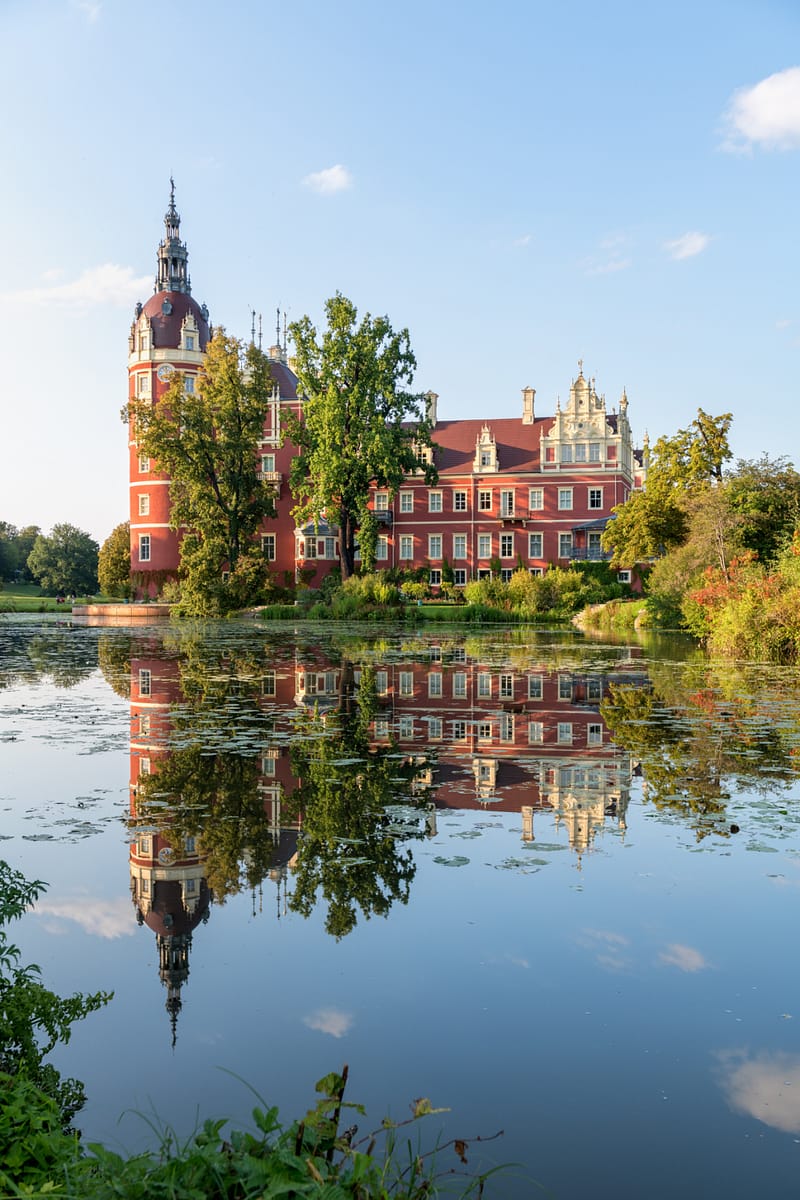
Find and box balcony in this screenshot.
[257,470,282,483]
[569,547,612,562]
[373,509,393,525]
[498,507,528,523]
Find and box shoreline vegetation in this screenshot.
[0,861,501,1199]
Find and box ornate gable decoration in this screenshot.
[473,424,499,473]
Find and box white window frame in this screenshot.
[399,671,414,696]
[478,534,492,558]
[559,533,573,558]
[528,532,543,558]
[477,673,491,698]
[499,674,513,699]
[500,489,515,517]
[400,491,414,513]
[374,491,389,511]
[528,720,544,744]
[138,454,150,473]
[500,534,514,558]
[262,533,276,560]
[587,724,603,746]
[528,675,543,700]
[557,722,573,745]
[428,672,442,698]
[376,535,389,561]
[139,534,151,563]
[454,490,467,512]
[138,493,150,516]
[453,672,467,699]
[588,488,603,510]
[428,491,443,513]
[429,568,442,586]
[478,490,492,511]
[139,668,151,697]
[529,487,544,511]
[399,535,414,560]
[428,534,442,560]
[453,534,467,560]
[558,488,573,511]
[454,568,467,586]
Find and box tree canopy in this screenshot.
[97,522,130,597]
[0,523,40,582]
[125,331,277,613]
[286,294,437,579]
[27,525,98,595]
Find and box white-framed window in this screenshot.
[478,721,492,741]
[262,534,276,560]
[587,678,602,702]
[477,673,491,698]
[499,674,513,699]
[529,566,543,576]
[557,722,573,744]
[500,489,515,517]
[477,568,492,579]
[500,568,513,582]
[376,670,388,695]
[399,715,414,739]
[480,448,492,467]
[399,671,414,696]
[400,491,414,513]
[185,878,197,894]
[588,531,603,558]
[400,535,414,560]
[376,535,389,561]
[261,453,276,473]
[500,533,514,558]
[575,443,587,462]
[262,670,276,696]
[429,568,442,586]
[589,488,603,510]
[500,713,514,742]
[528,675,543,700]
[185,334,195,351]
[184,375,195,394]
[428,673,442,697]
[529,487,544,510]
[561,445,573,463]
[558,488,573,511]
[136,372,151,396]
[528,720,544,744]
[559,533,573,558]
[453,672,467,699]
[428,716,442,739]
[140,758,152,779]
[138,493,150,516]
[618,569,631,583]
[452,647,467,662]
[588,724,603,746]
[478,534,492,558]
[139,534,151,563]
[453,534,467,559]
[139,330,149,353]
[454,490,467,512]
[479,490,492,511]
[429,646,442,662]
[375,717,390,738]
[454,568,467,586]
[138,713,151,735]
[452,720,468,741]
[528,532,543,558]
[428,534,442,559]
[589,443,601,463]
[375,491,389,511]
[138,454,150,473]
[428,491,443,513]
[138,836,152,856]
[304,536,317,559]
[139,668,151,697]
[558,675,572,700]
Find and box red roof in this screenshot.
[430,417,550,475]
[143,291,211,351]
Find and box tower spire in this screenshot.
[155,179,191,295]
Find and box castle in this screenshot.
[128,188,643,595]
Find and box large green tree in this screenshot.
[97,521,131,597]
[125,332,276,612]
[603,409,733,567]
[0,523,40,582]
[27,525,98,595]
[286,294,437,579]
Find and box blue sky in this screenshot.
[2,0,799,544]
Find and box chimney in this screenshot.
[522,386,536,425]
[425,390,438,428]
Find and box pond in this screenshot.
[2,615,800,1198]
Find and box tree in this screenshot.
[602,409,733,567]
[97,521,131,597]
[726,455,800,565]
[125,331,276,612]
[0,523,40,582]
[286,294,437,579]
[27,525,98,595]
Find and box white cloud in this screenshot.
[0,264,151,311]
[74,0,102,22]
[585,257,632,276]
[717,1050,800,1134]
[34,895,135,940]
[658,943,709,972]
[723,67,800,151]
[513,234,532,248]
[664,231,710,260]
[303,1007,354,1038]
[303,164,353,195]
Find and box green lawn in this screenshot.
[0,583,118,613]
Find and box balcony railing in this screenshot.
[257,470,282,483]
[373,509,393,525]
[569,547,612,562]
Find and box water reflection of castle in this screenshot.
[128,639,645,1037]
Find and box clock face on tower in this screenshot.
[157,364,175,383]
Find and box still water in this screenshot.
[2,616,800,1198]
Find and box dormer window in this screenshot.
[186,335,195,351]
[474,424,499,472]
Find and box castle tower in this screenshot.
[128,183,211,598]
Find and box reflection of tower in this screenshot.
[129,646,212,1045]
